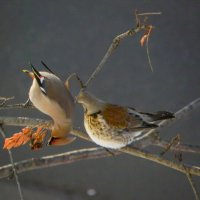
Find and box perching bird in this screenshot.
[23,63,75,146]
[76,89,174,149]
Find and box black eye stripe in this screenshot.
[31,64,41,78]
[31,64,47,96]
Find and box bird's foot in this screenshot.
[160,134,181,156]
[22,98,34,108]
[48,136,76,146]
[104,148,117,156]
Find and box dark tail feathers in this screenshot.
[142,111,175,122]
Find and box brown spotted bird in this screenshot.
[76,89,174,149]
[23,63,75,146]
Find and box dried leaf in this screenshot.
[3,127,32,150]
[3,126,47,150]
[140,35,148,46]
[140,25,153,47]
[30,127,47,150]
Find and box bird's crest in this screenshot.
[41,60,55,74]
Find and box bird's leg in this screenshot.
[23,98,33,108]
[104,148,117,156]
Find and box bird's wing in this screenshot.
[42,75,75,117]
[102,104,157,131]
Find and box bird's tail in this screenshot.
[141,111,175,122]
[48,136,76,146]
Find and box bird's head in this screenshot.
[76,89,104,114]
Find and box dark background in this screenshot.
[0,1,200,199]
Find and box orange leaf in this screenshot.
[140,35,148,46]
[3,128,32,150]
[140,25,153,47]
[3,138,14,150]
[22,127,32,135]
[30,127,47,150]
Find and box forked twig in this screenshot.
[0,96,14,106]
[85,11,156,87]
[160,134,180,156]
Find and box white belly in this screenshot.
[84,117,147,149]
[84,120,128,149]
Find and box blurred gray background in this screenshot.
[0,0,200,199]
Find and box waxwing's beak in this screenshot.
[22,69,34,79]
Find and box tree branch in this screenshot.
[85,11,151,87]
[0,97,200,178]
[185,171,200,200]
[0,147,117,179]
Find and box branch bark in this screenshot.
[0,147,117,179]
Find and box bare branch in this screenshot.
[0,147,118,179]
[137,12,162,16]
[0,135,200,179]
[185,170,200,200]
[121,146,200,176]
[0,103,34,110]
[0,96,14,106]
[152,139,200,154]
[85,19,147,87]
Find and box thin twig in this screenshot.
[160,135,180,156]
[152,139,200,154]
[185,169,200,200]
[0,103,34,110]
[121,146,200,176]
[85,23,146,87]
[0,96,14,106]
[146,30,154,72]
[0,126,24,200]
[137,12,162,16]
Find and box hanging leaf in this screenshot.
[140,25,153,47]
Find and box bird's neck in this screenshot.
[84,100,104,115]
